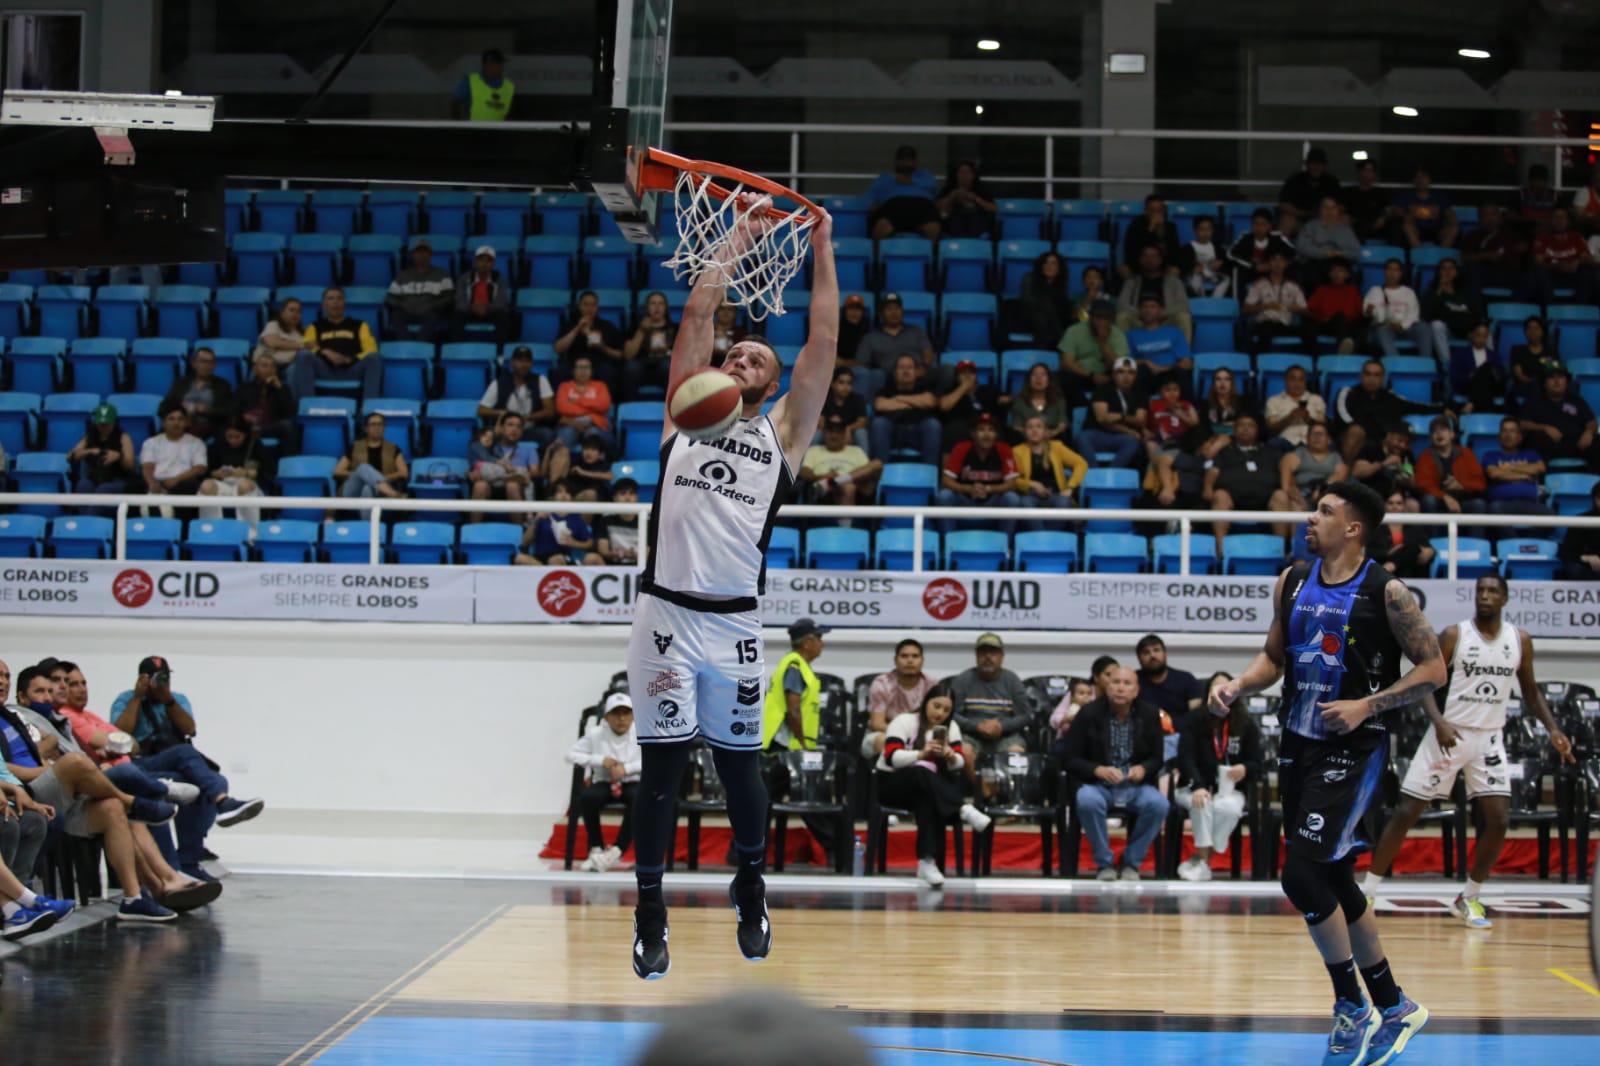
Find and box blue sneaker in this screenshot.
[116,892,177,924]
[128,797,177,825]
[215,796,265,828]
[2,904,61,941]
[1366,996,1429,1065]
[1322,998,1379,1066]
[30,894,75,920]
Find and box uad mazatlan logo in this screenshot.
[922,578,969,621]
[538,570,587,618]
[112,569,154,609]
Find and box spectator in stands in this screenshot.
[255,297,306,368]
[1008,362,1070,441]
[1263,365,1326,449]
[1015,413,1087,520]
[1459,203,1528,302]
[1174,671,1263,881]
[1178,216,1230,298]
[384,239,453,342]
[1373,488,1435,577]
[1197,366,1252,457]
[938,359,1002,450]
[1558,481,1600,580]
[859,293,935,374]
[1515,163,1559,227]
[1227,208,1295,294]
[622,291,678,400]
[1149,375,1201,505]
[1072,266,1111,323]
[554,354,614,452]
[452,245,512,344]
[1279,146,1340,222]
[140,403,208,504]
[1334,359,1441,464]
[1242,251,1308,354]
[1393,165,1458,248]
[1056,665,1168,881]
[1048,677,1097,739]
[1508,316,1561,409]
[1276,421,1347,524]
[1058,298,1125,399]
[567,691,640,873]
[1074,356,1147,469]
[938,414,1022,530]
[863,639,934,759]
[235,351,298,450]
[1126,296,1193,388]
[594,477,641,565]
[1461,321,1507,415]
[1351,423,1420,505]
[69,403,136,501]
[469,412,540,509]
[1133,634,1202,727]
[335,411,408,500]
[1363,259,1434,358]
[838,295,871,364]
[876,681,989,888]
[1423,257,1480,364]
[800,414,881,512]
[1479,418,1550,523]
[710,302,746,358]
[1204,413,1279,552]
[1019,252,1073,347]
[554,290,624,392]
[948,634,1031,782]
[516,480,603,565]
[1116,246,1192,341]
[870,354,941,465]
[452,48,513,122]
[1295,196,1361,287]
[1519,365,1599,466]
[935,159,997,238]
[479,346,557,445]
[822,366,869,453]
[292,287,384,401]
[1342,159,1390,242]
[52,660,205,814]
[161,346,233,443]
[197,416,269,525]
[1532,206,1597,306]
[867,145,940,240]
[1120,195,1182,280]
[568,433,613,501]
[1303,257,1363,354]
[1413,415,1487,521]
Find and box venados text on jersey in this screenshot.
[672,473,759,506]
[686,437,774,465]
[1459,662,1515,678]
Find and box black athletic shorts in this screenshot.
[1279,728,1389,864]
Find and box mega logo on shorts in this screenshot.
[656,699,686,731]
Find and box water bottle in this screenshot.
[852,833,866,878]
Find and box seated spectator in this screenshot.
[948,634,1031,783]
[140,403,208,503]
[1276,421,1347,520]
[1519,365,1599,466]
[1008,362,1070,441]
[1116,246,1192,341]
[821,366,869,454]
[594,477,641,565]
[1148,375,1202,506]
[568,432,613,502]
[335,412,408,500]
[1295,196,1361,287]
[1178,216,1230,298]
[1014,414,1087,520]
[1515,163,1559,228]
[1019,252,1073,347]
[1175,672,1263,882]
[291,287,384,401]
[869,354,942,465]
[1363,258,1434,358]
[1227,208,1295,294]
[1242,251,1308,354]
[1532,206,1597,306]
[1125,296,1193,387]
[1303,257,1363,354]
[1333,359,1441,464]
[69,403,136,499]
[1460,321,1507,415]
[862,638,935,759]
[938,414,1022,530]
[1479,418,1550,523]
[1373,488,1434,576]
[1073,356,1148,470]
[1458,203,1529,302]
[1393,165,1458,248]
[516,480,603,566]
[867,145,940,240]
[1279,146,1341,223]
[554,354,615,452]
[1048,677,1097,739]
[1072,266,1111,323]
[1558,480,1600,580]
[934,159,997,238]
[565,692,640,873]
[554,291,624,393]
[479,346,557,446]
[858,293,935,375]
[0,770,63,940]
[710,302,746,358]
[384,239,453,342]
[254,297,306,367]
[838,295,871,362]
[1205,413,1281,551]
[197,416,269,526]
[1058,298,1125,398]
[622,291,678,400]
[1120,195,1182,280]
[1055,665,1169,881]
[1351,422,1420,501]
[235,351,298,445]
[1508,316,1561,409]
[875,682,990,888]
[1341,159,1391,242]
[800,414,882,511]
[1413,416,1487,520]
[1263,365,1327,449]
[1195,366,1253,458]
[1423,258,1480,365]
[1134,634,1202,729]
[938,358,1002,450]
[469,412,541,509]
[162,347,234,442]
[453,244,512,343]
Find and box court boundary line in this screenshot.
[1548,968,1600,997]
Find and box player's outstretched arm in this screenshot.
[774,211,836,467]
[662,259,731,439]
[1213,568,1289,711]
[1516,630,1575,763]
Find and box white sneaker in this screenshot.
[164,781,201,806]
[916,858,946,887]
[959,803,993,833]
[1177,858,1205,881]
[1193,860,1212,882]
[580,849,603,872]
[594,846,623,873]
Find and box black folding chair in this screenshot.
[674,745,727,872]
[562,702,608,871]
[1506,758,1563,881]
[1056,777,1166,878]
[974,751,1058,877]
[864,770,965,877]
[769,749,852,874]
[1386,755,1468,880]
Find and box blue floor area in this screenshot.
[317,1016,1600,1065]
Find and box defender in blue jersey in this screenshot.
[1213,481,1444,1066]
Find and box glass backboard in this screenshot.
[606,0,672,241]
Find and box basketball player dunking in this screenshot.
[1213,482,1444,1066]
[1364,574,1574,927]
[625,203,835,980]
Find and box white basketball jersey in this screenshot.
[641,416,793,605]
[1441,619,1522,730]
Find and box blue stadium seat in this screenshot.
[610,459,660,502]
[874,527,940,571]
[348,234,403,288]
[1429,537,1496,579]
[298,396,356,458]
[93,285,149,342]
[379,342,434,401]
[232,232,288,287]
[516,289,569,343]
[1317,354,1368,399]
[177,260,223,287]
[129,338,189,394]
[1222,202,1273,240]
[1486,300,1541,327]
[940,350,999,387]
[1548,472,1600,516]
[288,233,344,287]
[820,195,870,239]
[1014,530,1078,573]
[0,393,39,456]
[185,518,251,562]
[1459,413,1504,454]
[439,342,498,400]
[410,234,463,276]
[1000,349,1053,393]
[48,516,113,559]
[408,456,470,502]
[946,530,1010,571]
[363,397,421,457]
[481,191,534,238]
[879,237,933,293]
[535,192,591,238]
[1153,533,1218,574]
[125,517,181,560]
[7,336,65,394]
[1498,538,1558,581]
[1192,351,1251,397]
[458,523,522,565]
[252,190,306,233]
[423,401,479,458]
[276,455,337,518]
[152,285,211,341]
[1255,352,1312,402]
[0,282,32,336]
[941,293,998,350]
[11,453,67,514]
[1084,531,1147,573]
[584,236,635,290]
[896,291,936,335]
[829,237,873,292]
[997,199,1050,241]
[1107,200,1148,250]
[998,239,1051,295]
[1052,200,1106,242]
[1549,305,1600,362]
[390,521,456,564]
[1168,201,1221,244]
[252,515,318,563]
[112,394,162,453]
[762,290,809,347]
[1058,240,1112,289]
[368,189,421,237]
[938,239,992,293]
[878,463,938,507]
[214,286,272,342]
[35,285,89,340]
[1190,299,1241,354]
[0,514,46,557]
[1383,355,1437,403]
[1222,533,1285,576]
[806,527,870,570]
[343,286,387,335]
[1357,244,1406,292]
[525,236,580,289]
[423,191,476,238]
[322,521,377,564]
[1081,468,1141,532]
[766,526,801,570]
[42,393,100,452]
[309,189,363,236]
[67,338,125,395]
[619,401,666,460]
[1409,245,1460,293]
[468,234,522,285]
[224,189,251,234]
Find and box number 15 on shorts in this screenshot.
[735,638,759,665]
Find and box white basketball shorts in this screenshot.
[626,592,766,750]
[1399,725,1512,801]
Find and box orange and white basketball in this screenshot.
[668,367,742,440]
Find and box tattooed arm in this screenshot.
[1318,580,1446,734]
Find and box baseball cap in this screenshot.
[975,411,995,425]
[510,345,533,360]
[603,691,632,715]
[482,48,506,64]
[955,359,977,373]
[881,292,903,306]
[1112,356,1137,372]
[788,618,831,642]
[138,655,172,682]
[474,244,497,259]
[1089,297,1115,317]
[90,403,118,425]
[843,294,865,308]
[976,633,1005,650]
[823,414,848,429]
[1306,146,1328,164]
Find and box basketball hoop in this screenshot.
[636,148,821,321]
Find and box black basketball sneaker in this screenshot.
[730,876,771,961]
[632,899,670,980]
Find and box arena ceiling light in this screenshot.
[1392,105,1420,118]
[974,104,984,115]
[977,39,1000,51]
[1458,48,1492,60]
[1351,150,1369,161]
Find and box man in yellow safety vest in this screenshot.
[453,49,514,122]
[762,618,828,751]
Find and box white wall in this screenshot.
[10,618,1599,817]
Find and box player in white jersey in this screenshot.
[626,201,836,980]
[1364,574,1573,927]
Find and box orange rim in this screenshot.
[634,147,821,222]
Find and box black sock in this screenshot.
[630,741,693,911]
[1326,957,1363,1004]
[733,841,766,892]
[710,746,769,890]
[1360,959,1401,1011]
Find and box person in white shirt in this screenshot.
[1178,216,1230,298]
[1263,364,1328,448]
[140,404,209,501]
[1242,251,1308,353]
[254,298,307,367]
[1363,259,1434,358]
[566,692,643,872]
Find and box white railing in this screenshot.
[4,492,1590,581]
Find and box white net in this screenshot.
[661,167,816,322]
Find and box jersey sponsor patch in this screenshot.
[736,678,761,705]
[647,669,685,697]
[652,630,674,654]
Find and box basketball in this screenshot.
[668,367,742,440]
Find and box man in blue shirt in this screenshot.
[1392,166,1458,249]
[1125,294,1193,391]
[868,145,940,241]
[1478,418,1549,521]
